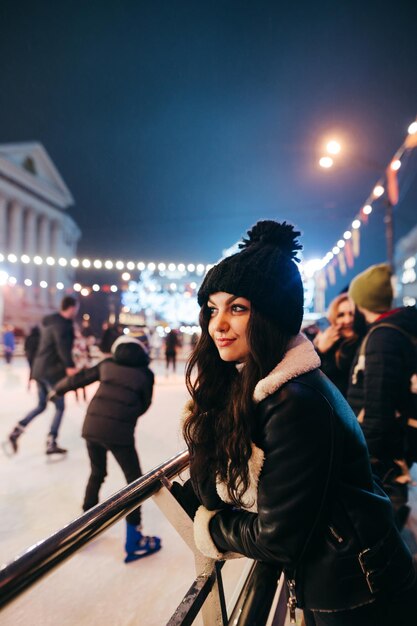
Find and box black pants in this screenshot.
[84,440,142,525]
[303,574,417,626]
[165,351,176,372]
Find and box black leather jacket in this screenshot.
[189,367,414,612]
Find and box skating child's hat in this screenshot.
[197,220,304,335]
[348,263,393,313]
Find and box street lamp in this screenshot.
[326,140,341,155]
[317,132,404,269]
[318,138,342,168]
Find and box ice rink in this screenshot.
[1,358,416,625]
[0,357,232,626]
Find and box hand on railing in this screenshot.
[170,480,201,520]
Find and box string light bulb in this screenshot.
[408,121,417,135]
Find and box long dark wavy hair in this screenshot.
[183,302,291,507]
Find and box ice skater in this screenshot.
[51,335,161,562]
[7,296,79,455]
[2,324,15,365]
[164,329,179,374]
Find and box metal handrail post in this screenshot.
[153,472,228,626]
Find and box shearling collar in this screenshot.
[253,332,320,404]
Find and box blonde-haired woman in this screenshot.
[314,293,361,396]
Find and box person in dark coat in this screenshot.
[175,222,416,626]
[313,293,361,396]
[347,263,417,528]
[24,325,41,375]
[52,335,161,562]
[8,296,78,455]
[164,329,179,373]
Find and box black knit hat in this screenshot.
[198,220,304,335]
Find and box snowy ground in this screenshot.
[0,358,247,625]
[1,359,416,626]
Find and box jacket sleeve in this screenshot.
[54,364,101,395]
[195,383,335,565]
[361,328,412,457]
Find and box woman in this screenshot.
[313,294,361,396]
[179,221,416,625]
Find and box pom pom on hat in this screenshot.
[348,263,393,313]
[198,220,304,335]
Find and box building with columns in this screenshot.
[0,142,81,331]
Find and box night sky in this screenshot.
[1,0,417,297]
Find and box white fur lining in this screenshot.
[253,332,320,403]
[194,445,265,559]
[193,505,244,560]
[216,443,265,513]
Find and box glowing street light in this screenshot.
[326,140,341,155]
[319,156,334,169]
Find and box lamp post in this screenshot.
[318,138,396,268]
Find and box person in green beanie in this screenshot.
[347,262,417,528]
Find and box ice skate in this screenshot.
[124,523,161,563]
[2,424,25,456]
[46,435,67,456]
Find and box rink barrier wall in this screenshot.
[0,449,289,625]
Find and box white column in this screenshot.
[23,209,37,304]
[51,220,63,306]
[9,200,23,282]
[0,195,7,254]
[38,215,51,306]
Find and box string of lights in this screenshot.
[0,252,213,276]
[0,273,200,298]
[312,118,417,276]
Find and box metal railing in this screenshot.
[0,450,189,608]
[0,449,289,625]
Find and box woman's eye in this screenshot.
[208,307,217,316]
[232,304,247,313]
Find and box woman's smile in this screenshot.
[215,337,236,347]
[208,292,251,362]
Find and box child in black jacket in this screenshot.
[53,335,161,562]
